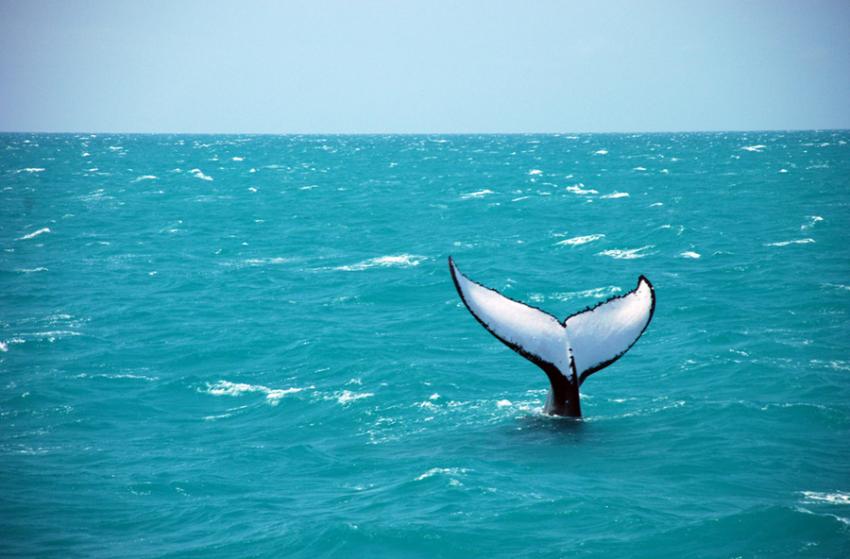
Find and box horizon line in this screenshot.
[1,127,848,136]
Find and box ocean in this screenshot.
[1,132,848,557]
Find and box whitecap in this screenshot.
[593,149,608,155]
[337,390,374,404]
[335,254,426,271]
[556,233,605,246]
[511,196,529,202]
[299,185,318,190]
[649,202,664,207]
[0,341,7,352]
[15,267,48,273]
[566,184,598,195]
[496,399,512,407]
[241,257,288,266]
[550,286,622,301]
[415,467,470,481]
[205,380,309,405]
[601,191,630,199]
[779,168,788,173]
[679,251,701,259]
[528,169,543,176]
[800,491,850,505]
[741,144,766,152]
[460,189,494,199]
[248,187,258,192]
[633,166,647,171]
[132,175,158,183]
[764,238,815,247]
[189,168,213,181]
[17,168,45,173]
[800,215,823,231]
[597,245,654,259]
[232,156,244,161]
[16,227,51,241]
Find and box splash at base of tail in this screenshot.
[449,257,655,418]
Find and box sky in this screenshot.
[1,0,848,134]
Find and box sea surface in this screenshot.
[1,132,849,558]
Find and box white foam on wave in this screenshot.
[601,191,630,199]
[205,380,310,405]
[556,233,605,247]
[16,227,51,241]
[550,286,622,302]
[597,245,654,259]
[190,168,213,181]
[511,196,529,202]
[15,267,48,273]
[336,254,426,271]
[633,166,647,171]
[741,144,766,152]
[679,251,701,259]
[0,341,7,352]
[232,156,244,161]
[336,390,374,404]
[765,238,815,247]
[800,215,823,231]
[594,149,608,155]
[132,175,158,182]
[461,189,494,199]
[649,202,664,207]
[800,491,850,505]
[17,168,45,173]
[528,169,543,176]
[415,467,470,481]
[241,257,288,266]
[566,184,598,195]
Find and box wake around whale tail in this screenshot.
[448,257,655,417]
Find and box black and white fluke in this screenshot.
[449,257,656,418]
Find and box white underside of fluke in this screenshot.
[449,258,654,385]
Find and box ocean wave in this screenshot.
[0,341,7,352]
[132,175,158,183]
[597,245,654,259]
[190,168,213,181]
[415,467,470,481]
[16,227,51,241]
[205,380,310,405]
[800,215,823,231]
[601,191,630,199]
[460,189,494,199]
[764,238,815,247]
[15,267,48,273]
[335,254,426,271]
[799,491,850,505]
[528,169,542,176]
[550,286,622,301]
[232,156,244,161]
[76,372,158,382]
[593,149,608,155]
[633,166,647,171]
[17,167,45,173]
[336,390,374,404]
[566,184,598,195]
[741,144,766,152]
[679,251,701,259]
[241,257,289,266]
[556,233,605,246]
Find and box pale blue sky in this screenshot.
[1,0,848,133]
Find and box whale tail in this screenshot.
[448,257,655,417]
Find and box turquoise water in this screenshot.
[1,132,849,557]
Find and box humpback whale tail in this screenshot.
[448,257,655,417]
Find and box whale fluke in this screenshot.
[448,257,655,417]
